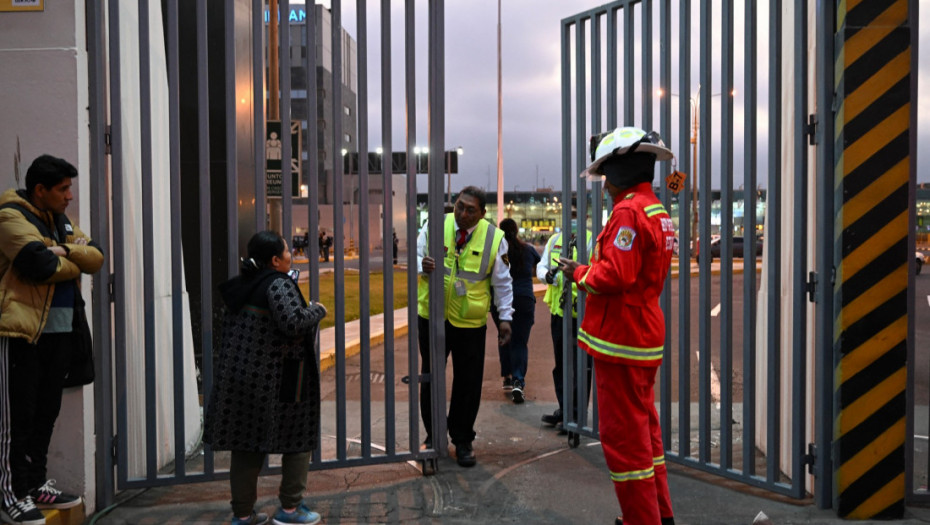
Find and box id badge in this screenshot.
[454,279,467,296]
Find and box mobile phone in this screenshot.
[287,269,300,282]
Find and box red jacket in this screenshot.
[572,182,675,367]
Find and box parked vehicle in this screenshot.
[918,252,926,275]
[695,236,763,262]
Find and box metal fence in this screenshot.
[560,0,824,501]
[86,0,446,506]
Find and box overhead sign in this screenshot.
[265,120,302,198]
[0,0,44,11]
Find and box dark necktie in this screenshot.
[456,228,467,249]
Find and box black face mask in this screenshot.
[599,152,657,189]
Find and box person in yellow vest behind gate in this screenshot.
[558,128,677,525]
[416,186,514,467]
[535,211,593,431]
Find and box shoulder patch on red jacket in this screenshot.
[614,226,636,251]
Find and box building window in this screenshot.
[344,105,351,116]
[344,133,352,143]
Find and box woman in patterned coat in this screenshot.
[204,230,327,525]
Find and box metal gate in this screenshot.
[86,0,447,507]
[559,0,828,501]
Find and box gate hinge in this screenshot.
[112,434,118,463]
[804,443,816,475]
[108,273,116,303]
[806,271,817,303]
[805,114,817,145]
[104,125,112,155]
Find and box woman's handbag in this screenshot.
[63,294,95,387]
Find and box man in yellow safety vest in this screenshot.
[416,186,513,467]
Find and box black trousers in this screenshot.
[550,313,592,418]
[7,334,71,497]
[418,316,487,446]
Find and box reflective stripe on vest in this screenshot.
[577,328,664,361]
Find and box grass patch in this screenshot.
[299,270,409,330]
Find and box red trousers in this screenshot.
[594,359,673,525]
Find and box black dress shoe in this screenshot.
[541,408,562,426]
[454,443,477,467]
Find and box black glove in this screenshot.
[545,268,558,284]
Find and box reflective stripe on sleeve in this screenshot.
[644,203,667,217]
[578,267,599,295]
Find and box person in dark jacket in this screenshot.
[204,231,327,525]
[491,218,540,403]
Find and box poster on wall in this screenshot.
[0,0,44,12]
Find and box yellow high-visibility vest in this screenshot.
[542,229,592,318]
[417,214,503,328]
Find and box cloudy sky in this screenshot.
[314,0,930,194]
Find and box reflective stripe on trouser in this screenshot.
[0,337,14,507]
[594,359,673,524]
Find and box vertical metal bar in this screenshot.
[226,2,239,279]
[590,14,603,343]
[253,0,266,233]
[811,0,839,506]
[380,0,396,456]
[331,0,348,461]
[742,0,758,478]
[356,0,372,458]
[719,0,734,471]
[166,0,186,480]
[790,0,808,498]
[567,15,586,431]
[591,15,601,140]
[677,0,692,460]
[697,0,712,463]
[658,0,672,446]
[281,0,293,238]
[641,0,652,131]
[196,0,214,476]
[559,16,571,433]
[576,14,593,432]
[606,8,616,127]
[87,0,114,505]
[107,0,129,487]
[138,0,158,480]
[405,0,420,453]
[766,0,783,484]
[427,0,448,455]
[623,5,634,123]
[303,3,323,465]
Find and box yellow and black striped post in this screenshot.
[833,0,911,518]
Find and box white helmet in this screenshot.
[580,127,674,181]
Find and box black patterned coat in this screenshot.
[204,269,326,453]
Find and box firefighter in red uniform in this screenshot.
[558,127,676,525]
